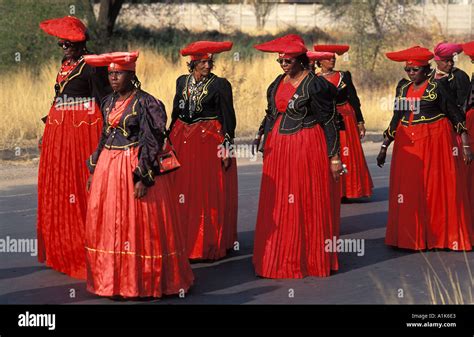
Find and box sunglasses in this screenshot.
[57,41,75,50]
[404,67,421,73]
[277,58,296,65]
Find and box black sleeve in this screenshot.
[344,71,364,123]
[86,95,112,174]
[169,75,186,132]
[464,77,474,112]
[133,93,168,187]
[437,78,467,134]
[453,69,471,110]
[383,79,407,141]
[312,76,340,157]
[217,78,237,145]
[87,65,112,108]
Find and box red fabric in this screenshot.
[169,119,238,260]
[108,94,136,127]
[386,46,433,66]
[306,51,335,61]
[433,42,463,61]
[37,101,103,279]
[462,41,474,59]
[85,147,193,297]
[338,102,374,198]
[323,71,341,87]
[275,81,297,112]
[56,59,81,83]
[313,44,349,55]
[467,108,474,229]
[39,16,87,42]
[254,34,307,57]
[84,51,139,72]
[385,83,473,250]
[253,114,339,278]
[180,41,233,60]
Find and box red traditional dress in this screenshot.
[84,52,193,298]
[37,16,110,279]
[384,46,473,250]
[169,41,238,261]
[321,71,373,199]
[253,34,340,279]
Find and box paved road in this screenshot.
[0,142,472,304]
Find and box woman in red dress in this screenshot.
[377,46,473,251]
[461,40,474,232]
[168,41,238,261]
[37,16,111,279]
[84,52,193,298]
[314,44,373,200]
[252,35,343,279]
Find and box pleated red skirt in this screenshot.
[253,115,339,279]
[37,102,103,279]
[467,108,474,229]
[85,147,194,298]
[385,118,473,250]
[338,103,374,198]
[169,119,238,260]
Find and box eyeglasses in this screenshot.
[57,41,75,50]
[404,67,421,73]
[277,58,296,65]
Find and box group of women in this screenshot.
[35,16,474,299]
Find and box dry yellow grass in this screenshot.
[1,46,473,150]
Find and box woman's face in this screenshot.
[194,58,213,78]
[58,40,84,60]
[405,66,427,83]
[278,57,302,76]
[320,57,336,70]
[108,70,134,93]
[435,58,454,73]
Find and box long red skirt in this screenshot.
[253,115,339,279]
[338,103,373,198]
[385,118,473,250]
[85,147,194,298]
[467,108,474,229]
[37,102,103,279]
[169,119,238,260]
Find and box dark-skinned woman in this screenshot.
[253,34,342,279]
[461,41,474,233]
[377,46,473,251]
[432,42,471,110]
[168,41,238,261]
[84,52,193,298]
[314,44,373,200]
[37,16,111,279]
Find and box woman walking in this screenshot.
[168,41,238,261]
[314,44,373,200]
[37,16,110,279]
[84,51,193,298]
[377,46,473,251]
[252,34,343,279]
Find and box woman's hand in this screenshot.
[358,123,366,139]
[330,155,343,182]
[86,174,93,192]
[463,145,473,165]
[377,147,387,167]
[461,132,473,165]
[134,181,148,199]
[222,157,231,170]
[251,137,261,156]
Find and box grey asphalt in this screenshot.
[0,143,472,304]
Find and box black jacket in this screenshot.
[257,71,340,157]
[383,77,467,141]
[169,73,236,145]
[330,71,364,123]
